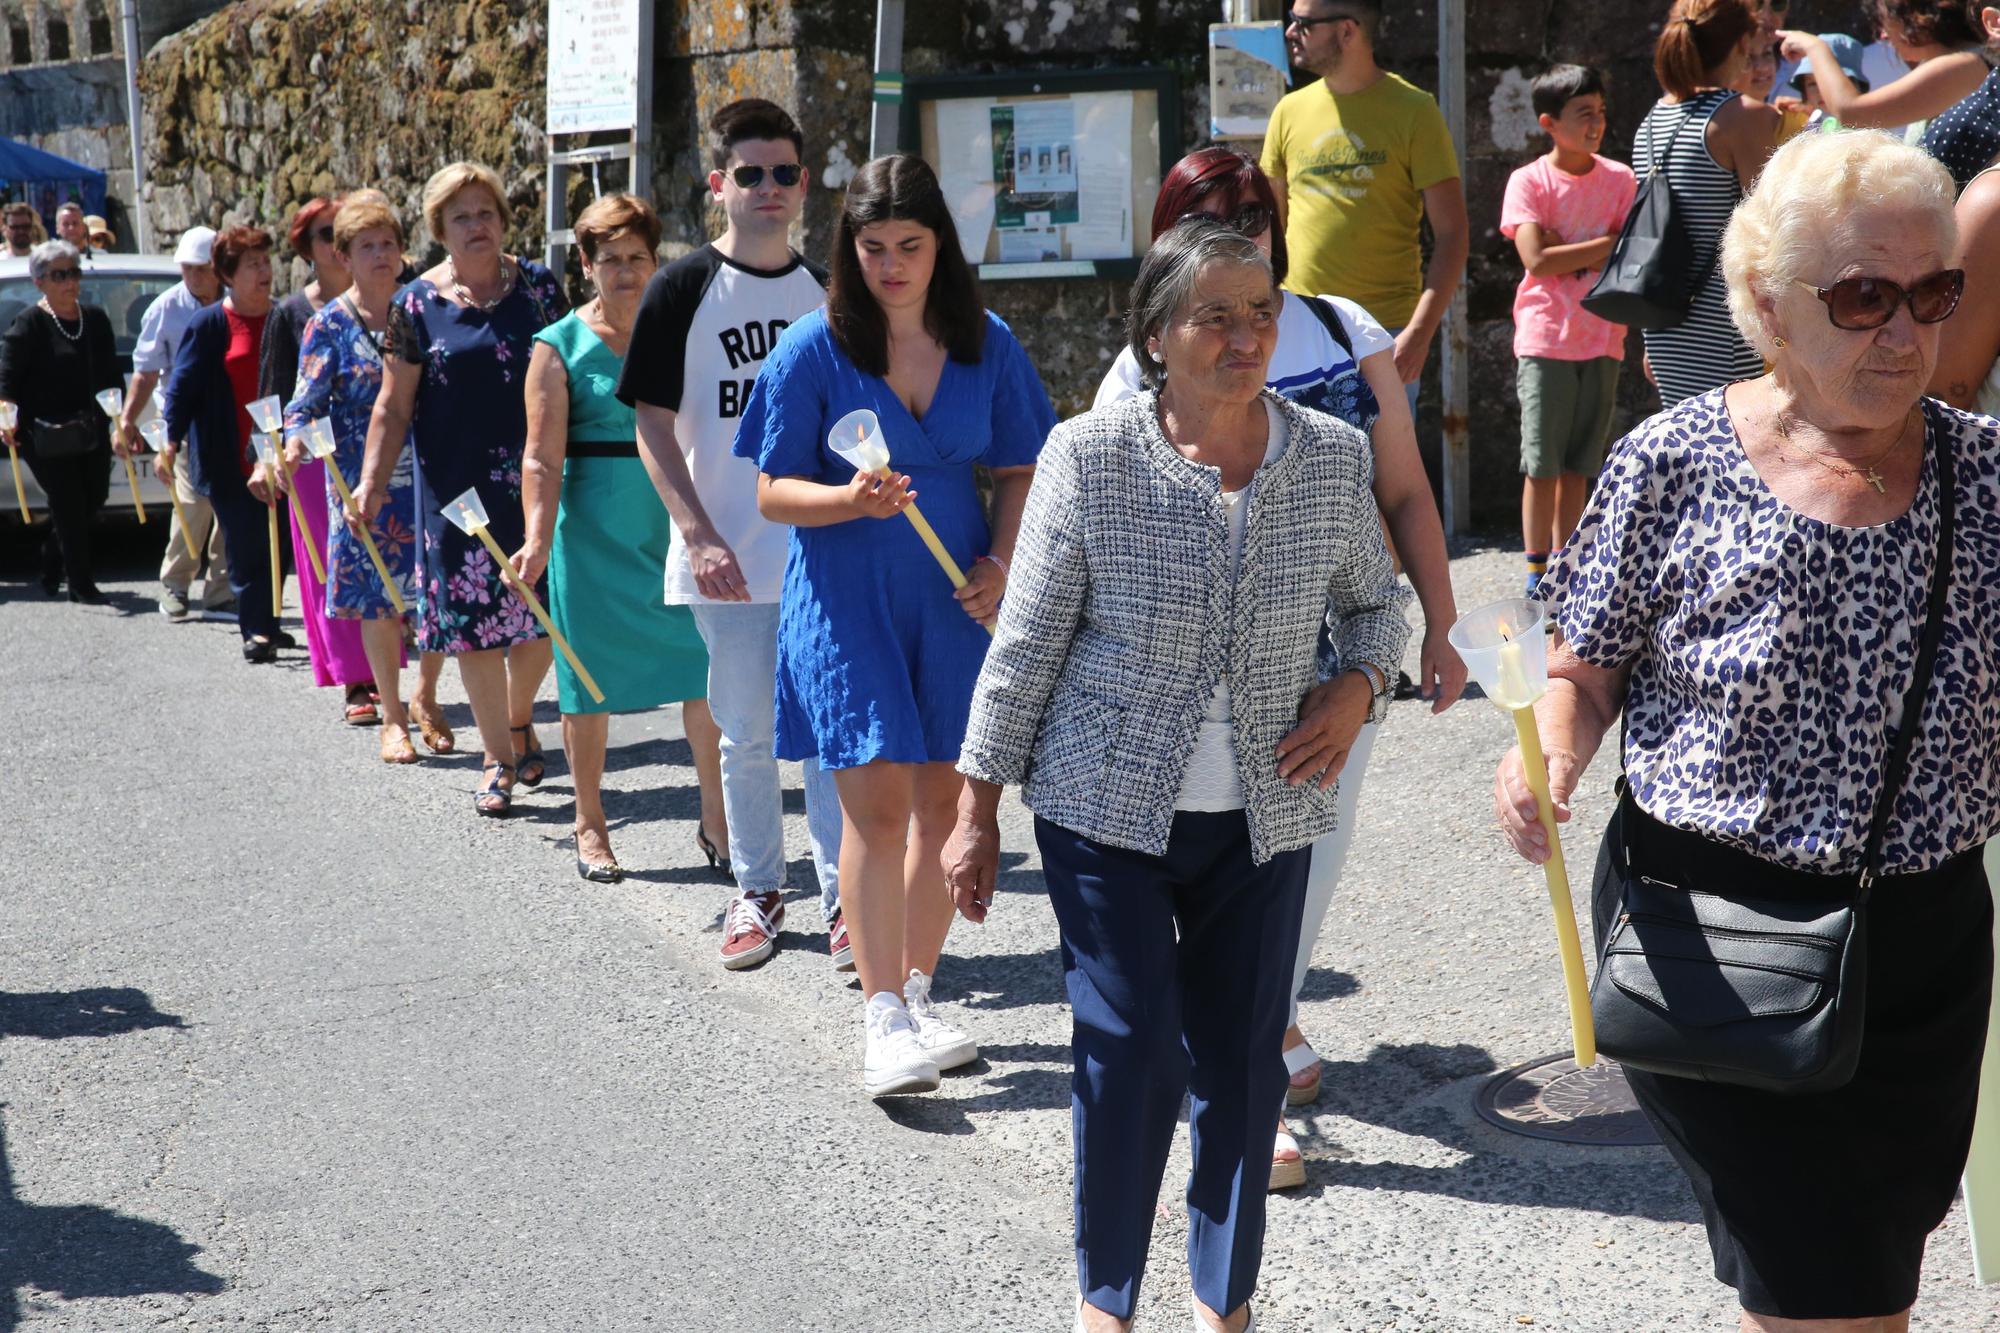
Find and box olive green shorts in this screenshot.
[1518,355,1621,479]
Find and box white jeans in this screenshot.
[689,602,841,920]
[1290,722,1378,1027]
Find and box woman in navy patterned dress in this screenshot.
[1494,131,1997,1325]
[358,163,567,816]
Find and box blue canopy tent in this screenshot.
[0,137,107,230]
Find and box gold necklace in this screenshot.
[1772,408,1914,495]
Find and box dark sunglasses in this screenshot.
[44,267,80,282]
[312,224,334,244]
[729,163,803,189]
[1285,8,1353,30]
[1793,269,1964,331]
[1181,202,1273,238]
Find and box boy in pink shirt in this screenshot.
[1499,64,1637,595]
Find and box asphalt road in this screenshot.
[0,522,1990,1331]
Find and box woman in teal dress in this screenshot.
[514,195,727,883]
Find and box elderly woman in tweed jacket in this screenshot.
[944,219,1411,1333]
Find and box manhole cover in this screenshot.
[1475,1053,1659,1146]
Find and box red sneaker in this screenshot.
[719,891,784,970]
[828,911,855,972]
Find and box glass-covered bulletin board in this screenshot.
[901,69,1182,281]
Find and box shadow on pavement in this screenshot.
[0,987,223,1330]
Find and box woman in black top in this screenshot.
[0,240,121,602]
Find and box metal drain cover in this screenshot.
[1475,1053,1659,1146]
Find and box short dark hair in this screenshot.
[1532,64,1606,119]
[212,225,272,281]
[1325,0,1383,41]
[709,98,804,172]
[825,154,986,377]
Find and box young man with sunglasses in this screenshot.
[621,98,844,974]
[4,203,36,258]
[1262,0,1467,410]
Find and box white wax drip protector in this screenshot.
[94,387,123,419]
[829,407,892,474]
[441,485,490,533]
[246,394,284,437]
[138,419,168,452]
[300,417,337,460]
[250,432,277,467]
[0,401,18,431]
[1448,597,1551,711]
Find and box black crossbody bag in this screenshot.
[1590,419,1955,1095]
[1581,107,1726,331]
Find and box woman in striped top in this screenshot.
[1634,0,1781,406]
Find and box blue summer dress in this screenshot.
[284,297,418,618]
[734,309,1055,768]
[387,260,567,654]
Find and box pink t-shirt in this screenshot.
[1499,154,1638,362]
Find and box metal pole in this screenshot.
[544,135,562,272]
[869,0,906,158]
[1437,0,1470,536]
[119,0,149,252]
[631,0,655,204]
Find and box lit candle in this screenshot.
[0,399,26,521]
[254,433,283,621]
[300,419,404,615]
[95,389,146,523]
[828,410,988,634]
[441,486,604,703]
[140,420,199,560]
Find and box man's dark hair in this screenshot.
[1532,64,1606,120]
[709,98,804,172]
[1328,0,1383,42]
[825,154,986,376]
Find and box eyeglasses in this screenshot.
[43,268,80,282]
[312,225,334,244]
[1285,8,1352,30]
[729,163,803,189]
[1793,270,1964,331]
[1180,202,1273,238]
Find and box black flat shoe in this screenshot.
[269,629,299,650]
[39,571,61,597]
[575,857,624,884]
[242,637,277,664]
[67,585,105,605]
[695,825,731,879]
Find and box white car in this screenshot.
[0,252,185,524]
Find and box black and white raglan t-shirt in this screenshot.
[616,245,827,604]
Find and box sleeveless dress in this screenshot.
[1632,91,1764,406]
[388,260,566,655]
[734,309,1055,769]
[532,312,708,715]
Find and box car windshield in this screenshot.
[0,270,182,369]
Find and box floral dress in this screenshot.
[283,297,418,619]
[387,260,567,653]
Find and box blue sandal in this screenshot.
[510,724,546,788]
[476,761,516,818]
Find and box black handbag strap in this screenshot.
[1859,403,1956,890]
[1300,294,1356,360]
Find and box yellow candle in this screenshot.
[467,521,605,704]
[121,453,147,523]
[266,499,282,620]
[1512,703,1597,1068]
[1494,638,1536,710]
[273,449,325,582]
[324,467,406,615]
[7,443,26,522]
[1965,845,2000,1282]
[161,452,199,561]
[869,467,991,637]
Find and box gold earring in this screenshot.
[1772,335,1787,349]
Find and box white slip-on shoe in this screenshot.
[862,998,941,1098]
[903,968,979,1070]
[1191,1297,1253,1332]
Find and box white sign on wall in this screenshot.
[546,0,642,133]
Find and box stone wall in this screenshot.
[139,0,1871,527]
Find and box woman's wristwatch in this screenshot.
[1352,661,1393,725]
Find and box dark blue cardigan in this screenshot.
[163,301,255,496]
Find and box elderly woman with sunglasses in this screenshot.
[1494,131,1999,1332]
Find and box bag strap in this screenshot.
[1300,294,1356,360]
[1859,404,1956,890]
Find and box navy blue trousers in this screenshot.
[1036,812,1309,1320]
[205,471,278,641]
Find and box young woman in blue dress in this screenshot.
[737,155,1055,1097]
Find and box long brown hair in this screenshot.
[826,155,985,377]
[1655,0,1760,101]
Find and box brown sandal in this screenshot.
[380,724,419,765]
[409,698,455,754]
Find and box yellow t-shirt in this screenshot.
[1261,72,1460,328]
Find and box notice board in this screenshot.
[901,69,1182,281]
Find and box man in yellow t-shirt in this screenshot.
[1262,0,1468,402]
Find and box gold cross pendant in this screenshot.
[1864,467,1885,494]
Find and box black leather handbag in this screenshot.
[30,414,99,458]
[1590,419,1955,1095]
[1581,109,1723,331]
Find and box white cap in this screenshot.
[173,225,216,266]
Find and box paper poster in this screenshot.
[1208,22,1290,139]
[991,103,1081,229]
[1067,92,1134,261]
[547,0,643,132]
[938,172,999,264]
[999,227,1063,264]
[936,98,994,184]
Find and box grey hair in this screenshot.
[1125,217,1274,390]
[28,240,79,281]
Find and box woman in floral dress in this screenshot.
[358,162,567,815]
[284,194,448,765]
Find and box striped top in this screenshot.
[1632,91,1761,406]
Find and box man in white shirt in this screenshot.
[620,99,844,973]
[118,226,229,619]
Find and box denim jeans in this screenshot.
[689,602,841,920]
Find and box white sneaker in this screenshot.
[862,997,940,1097]
[903,968,978,1070]
[1192,1297,1254,1332]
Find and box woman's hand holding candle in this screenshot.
[247,460,278,505]
[1494,740,1581,865]
[845,466,915,518]
[954,557,1006,627]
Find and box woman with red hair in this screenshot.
[1097,146,1462,1194]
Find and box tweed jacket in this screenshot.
[958,389,1412,863]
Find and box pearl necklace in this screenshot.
[446,256,515,311]
[38,298,81,342]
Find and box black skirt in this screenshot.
[1593,799,1994,1319]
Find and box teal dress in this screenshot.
[535,312,708,714]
